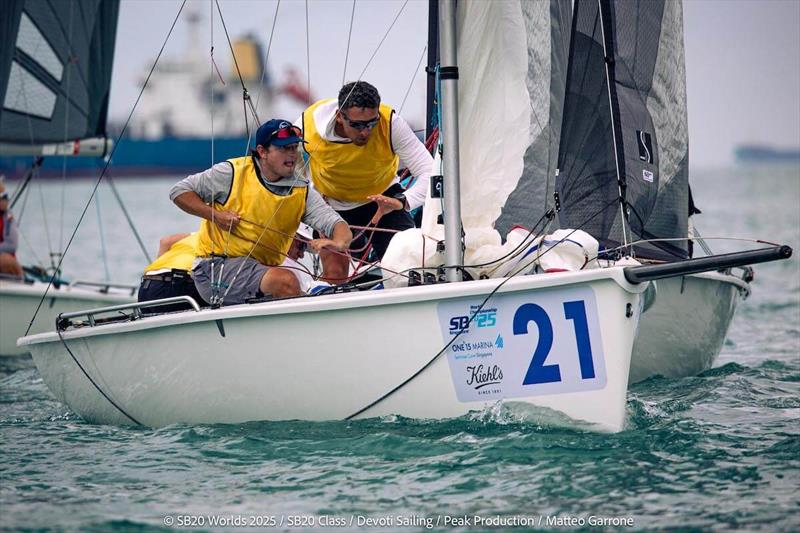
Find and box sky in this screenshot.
[107,0,800,169]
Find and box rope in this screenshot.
[207,0,415,303]
[56,325,143,426]
[344,196,624,420]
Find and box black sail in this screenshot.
[555,0,690,260]
[496,0,573,237]
[0,0,120,146]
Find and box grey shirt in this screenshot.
[170,157,344,237]
[0,211,18,255]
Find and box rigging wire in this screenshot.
[354,0,409,82]
[35,180,55,270]
[206,0,266,303]
[691,225,714,256]
[94,183,111,282]
[16,229,47,268]
[338,0,410,110]
[214,0,260,126]
[204,0,418,301]
[105,176,152,264]
[59,2,75,258]
[341,0,357,85]
[542,2,573,228]
[13,174,33,226]
[206,0,315,304]
[208,0,218,269]
[25,0,189,336]
[305,0,311,101]
[596,0,630,251]
[251,0,281,139]
[595,236,778,262]
[210,0,216,167]
[398,44,427,116]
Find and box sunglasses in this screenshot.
[0,192,8,201]
[340,112,380,131]
[269,125,303,143]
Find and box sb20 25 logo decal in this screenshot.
[448,306,497,334]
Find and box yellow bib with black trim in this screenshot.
[303,99,399,202]
[144,233,198,273]
[196,156,306,266]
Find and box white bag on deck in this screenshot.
[536,229,600,272]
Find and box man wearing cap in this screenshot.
[170,119,352,305]
[297,81,433,281]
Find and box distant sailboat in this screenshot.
[0,0,135,356]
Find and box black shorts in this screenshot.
[137,270,207,314]
[337,184,415,260]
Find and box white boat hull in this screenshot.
[20,269,646,432]
[0,280,135,356]
[630,271,747,383]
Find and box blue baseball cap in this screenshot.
[255,119,304,148]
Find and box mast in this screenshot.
[438,0,464,282]
[425,0,439,139]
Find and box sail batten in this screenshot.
[0,0,119,150]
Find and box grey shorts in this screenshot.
[193,256,269,305]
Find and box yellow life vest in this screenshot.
[196,156,306,266]
[303,99,399,202]
[144,233,198,273]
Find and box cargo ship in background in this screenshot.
[0,9,311,179]
[734,145,800,165]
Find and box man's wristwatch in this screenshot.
[392,192,408,210]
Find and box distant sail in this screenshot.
[556,0,690,260]
[0,0,120,147]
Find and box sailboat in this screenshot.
[15,0,790,431]
[0,0,136,356]
[522,0,762,383]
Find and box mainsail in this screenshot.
[0,0,119,149]
[555,0,691,260]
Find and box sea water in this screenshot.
[1,165,798,530]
